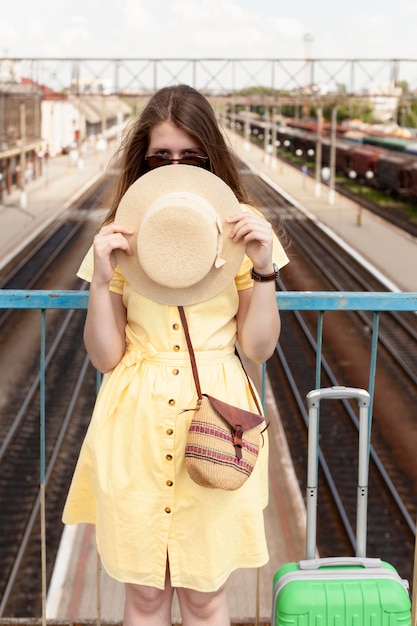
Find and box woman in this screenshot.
[63,84,289,626]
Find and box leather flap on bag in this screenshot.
[204,394,264,431]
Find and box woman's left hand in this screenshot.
[226,212,274,272]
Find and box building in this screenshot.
[0,62,132,199]
[0,80,43,197]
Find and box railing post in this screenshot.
[40,309,47,626]
[315,311,324,389]
[367,312,380,440]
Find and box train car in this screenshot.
[376,152,415,198]
[286,119,327,133]
[362,135,410,152]
[348,145,386,179]
[336,141,355,173]
[404,141,417,157]
[287,118,348,136]
[343,130,365,143]
[319,136,331,166]
[291,130,317,156]
[319,138,354,173]
[276,126,306,151]
[405,160,417,201]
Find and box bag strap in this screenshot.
[178,305,202,400]
[233,347,262,416]
[178,305,262,415]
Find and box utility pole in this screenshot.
[304,33,314,89]
[315,104,322,197]
[328,105,337,205]
[244,103,251,151]
[19,101,27,209]
[271,105,277,168]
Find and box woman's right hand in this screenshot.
[91,224,134,285]
[85,224,133,372]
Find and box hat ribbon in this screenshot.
[214,213,226,269]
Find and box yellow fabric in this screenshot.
[64,213,289,592]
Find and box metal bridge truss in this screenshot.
[3,57,417,99]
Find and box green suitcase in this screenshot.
[272,387,411,625]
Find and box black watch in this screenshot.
[250,263,279,283]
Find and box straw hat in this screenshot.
[114,165,245,305]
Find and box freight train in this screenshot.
[230,115,417,203]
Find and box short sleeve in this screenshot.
[76,244,125,295]
[235,254,254,291]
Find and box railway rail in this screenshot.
[0,164,415,616]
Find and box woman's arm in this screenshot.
[228,211,280,364]
[236,281,280,364]
[83,224,133,373]
[84,285,127,372]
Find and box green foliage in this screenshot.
[396,80,410,95]
[322,100,374,123]
[237,86,279,96]
[341,176,417,218]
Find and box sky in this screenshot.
[1,0,417,61]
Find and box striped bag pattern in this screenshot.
[185,394,264,490]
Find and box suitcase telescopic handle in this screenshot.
[306,386,370,407]
[305,386,371,560]
[299,556,381,570]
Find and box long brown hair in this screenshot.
[104,85,251,224]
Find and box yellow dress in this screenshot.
[63,230,289,592]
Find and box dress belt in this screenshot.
[121,346,235,367]
[100,346,238,425]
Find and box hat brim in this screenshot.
[114,165,245,305]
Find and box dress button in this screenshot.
[172,368,179,376]
[166,454,173,461]
[173,345,180,352]
[172,323,179,330]
[166,480,173,487]
[165,507,171,514]
[166,428,174,435]
[168,399,176,406]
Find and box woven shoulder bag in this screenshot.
[178,306,265,491]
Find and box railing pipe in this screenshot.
[1,290,417,311]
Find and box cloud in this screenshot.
[117,0,305,58]
[122,0,155,33]
[8,0,415,61]
[61,16,92,48]
[0,23,19,55]
[0,0,309,60]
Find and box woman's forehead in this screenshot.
[149,120,198,147]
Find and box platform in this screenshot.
[0,142,113,272]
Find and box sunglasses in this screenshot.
[145,154,209,170]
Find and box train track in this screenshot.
[0,165,416,616]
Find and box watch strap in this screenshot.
[250,263,279,283]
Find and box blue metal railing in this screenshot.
[1,289,416,624]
